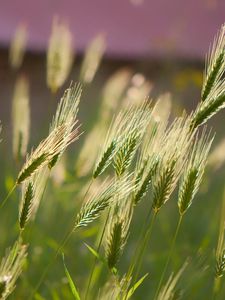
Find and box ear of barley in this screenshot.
[114,129,139,177]
[74,176,133,229]
[48,82,82,169]
[0,240,27,299]
[178,131,213,215]
[74,194,112,229]
[47,17,74,93]
[106,220,123,270]
[79,33,106,84]
[17,153,48,184]
[105,200,132,270]
[17,124,71,184]
[28,166,49,221]
[152,116,193,212]
[9,23,28,70]
[12,75,30,160]
[152,159,177,212]
[134,156,159,205]
[202,24,225,101]
[93,103,149,179]
[93,139,117,178]
[191,81,225,128]
[19,181,34,230]
[114,103,151,177]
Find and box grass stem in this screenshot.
[154,214,183,299]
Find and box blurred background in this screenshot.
[0,1,225,299]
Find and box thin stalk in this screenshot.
[131,211,157,295]
[29,177,94,298]
[212,276,221,299]
[0,184,17,209]
[28,229,73,300]
[84,208,111,300]
[123,206,155,300]
[126,205,153,283]
[154,214,183,299]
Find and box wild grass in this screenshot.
[0,21,224,300]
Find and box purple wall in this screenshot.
[0,0,224,58]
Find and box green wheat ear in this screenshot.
[19,181,34,230]
[202,24,225,101]
[17,153,48,184]
[93,139,117,178]
[106,220,123,269]
[215,249,225,278]
[133,157,159,205]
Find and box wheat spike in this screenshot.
[79,33,106,84]
[0,240,27,299]
[178,130,213,215]
[191,80,225,128]
[133,155,159,205]
[47,17,74,93]
[17,124,73,184]
[202,24,225,101]
[74,176,133,230]
[114,102,151,177]
[105,200,132,270]
[48,82,82,168]
[19,181,34,230]
[9,23,28,70]
[12,75,30,160]
[152,116,193,212]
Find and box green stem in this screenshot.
[29,178,94,298]
[212,276,221,299]
[123,207,155,300]
[29,229,74,300]
[84,207,111,300]
[125,206,153,284]
[0,184,17,209]
[154,214,183,299]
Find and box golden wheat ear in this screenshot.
[47,17,74,93]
